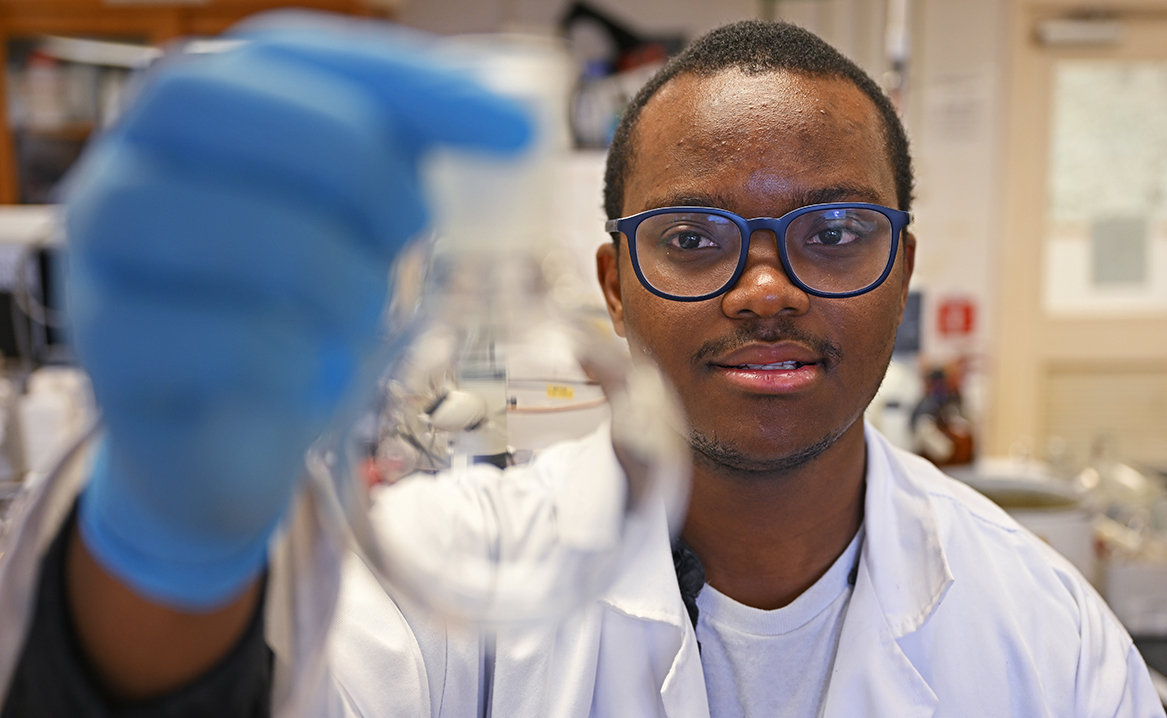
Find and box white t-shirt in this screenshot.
[695,526,865,718]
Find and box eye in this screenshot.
[665,229,719,250]
[806,217,879,246]
[637,211,737,263]
[812,226,853,246]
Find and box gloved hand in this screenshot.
[65,13,531,610]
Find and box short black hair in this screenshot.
[603,20,914,220]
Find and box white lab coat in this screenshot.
[0,423,1163,717]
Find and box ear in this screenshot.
[596,241,627,338]
[898,230,917,311]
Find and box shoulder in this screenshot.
[878,434,1132,647]
[886,439,1097,602]
[866,433,1103,638]
[873,436,1160,714]
[887,442,1023,536]
[865,426,1122,643]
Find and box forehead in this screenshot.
[623,69,896,216]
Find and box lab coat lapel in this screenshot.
[597,496,709,718]
[820,425,953,718]
[821,557,938,718]
[659,621,708,718]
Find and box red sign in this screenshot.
[937,297,975,336]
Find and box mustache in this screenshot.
[691,319,844,367]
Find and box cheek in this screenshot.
[624,302,680,363]
[620,286,701,369]
[832,292,902,376]
[618,284,655,356]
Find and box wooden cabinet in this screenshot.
[0,0,384,204]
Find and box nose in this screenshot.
[719,230,811,318]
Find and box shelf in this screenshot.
[15,122,96,142]
[0,0,383,204]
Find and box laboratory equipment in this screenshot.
[309,34,690,625]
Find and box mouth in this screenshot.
[706,344,826,395]
[722,360,818,371]
[709,341,826,371]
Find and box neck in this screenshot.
[680,420,867,610]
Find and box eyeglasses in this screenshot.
[605,203,910,302]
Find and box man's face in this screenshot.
[598,69,915,473]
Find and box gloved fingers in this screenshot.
[78,314,341,610]
[72,283,359,536]
[71,273,365,431]
[235,32,533,152]
[72,284,363,606]
[224,13,532,152]
[101,48,429,257]
[62,15,539,607]
[99,397,322,537]
[97,28,530,257]
[80,438,287,609]
[67,140,389,340]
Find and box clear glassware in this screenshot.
[309,34,690,625]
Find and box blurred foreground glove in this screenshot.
[66,14,531,610]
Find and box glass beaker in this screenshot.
[310,34,690,625]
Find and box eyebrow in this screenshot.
[640,184,891,216]
[801,185,887,206]
[642,192,737,211]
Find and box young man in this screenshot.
[1,16,1162,718]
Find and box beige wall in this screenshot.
[989,0,1167,471]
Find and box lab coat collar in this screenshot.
[596,496,687,628]
[583,414,688,630]
[597,424,955,637]
[594,443,707,718]
[819,423,954,718]
[859,421,954,639]
[594,423,954,718]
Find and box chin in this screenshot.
[688,421,849,477]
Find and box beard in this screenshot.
[687,419,853,479]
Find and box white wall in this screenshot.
[397,0,891,76]
[905,0,1008,422]
[399,0,754,39]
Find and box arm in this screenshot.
[65,524,264,701]
[2,507,272,716]
[3,12,531,712]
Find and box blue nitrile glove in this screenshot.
[65,14,531,610]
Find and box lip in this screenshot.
[709,342,825,394]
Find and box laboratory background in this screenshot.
[0,0,1165,694]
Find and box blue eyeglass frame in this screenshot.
[605,202,911,302]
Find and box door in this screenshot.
[989,2,1167,473]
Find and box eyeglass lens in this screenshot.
[633,207,894,297]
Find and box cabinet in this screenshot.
[0,0,384,204]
